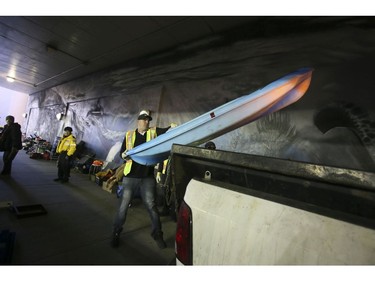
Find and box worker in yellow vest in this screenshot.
[155,158,170,216]
[54,126,76,183]
[111,109,176,249]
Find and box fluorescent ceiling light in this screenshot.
[6,76,15,82]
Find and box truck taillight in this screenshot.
[175,200,192,265]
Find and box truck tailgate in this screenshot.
[183,178,375,265]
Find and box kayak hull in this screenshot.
[126,68,313,165]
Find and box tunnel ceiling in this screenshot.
[0,16,370,95]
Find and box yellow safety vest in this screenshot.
[123,128,157,176]
[162,159,169,174]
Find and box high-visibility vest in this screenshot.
[162,159,168,174]
[123,128,157,176]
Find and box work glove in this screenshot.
[121,150,129,160]
[156,172,162,183]
[170,123,178,128]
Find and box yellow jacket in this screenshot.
[123,128,157,176]
[56,134,76,156]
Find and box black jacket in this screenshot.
[0,123,22,151]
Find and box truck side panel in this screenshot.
[184,179,375,265]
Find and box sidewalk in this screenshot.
[0,151,176,265]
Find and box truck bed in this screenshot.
[171,144,375,265]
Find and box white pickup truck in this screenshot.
[169,144,375,265]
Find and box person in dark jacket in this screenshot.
[0,115,23,176]
[204,141,216,150]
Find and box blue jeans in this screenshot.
[113,176,162,237]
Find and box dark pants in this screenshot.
[2,149,19,175]
[57,152,71,181]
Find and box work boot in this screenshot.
[53,178,61,182]
[153,232,167,249]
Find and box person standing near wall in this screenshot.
[0,115,22,176]
[204,141,216,150]
[111,110,175,249]
[54,126,76,183]
[155,158,171,216]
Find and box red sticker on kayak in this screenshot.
[210,112,215,118]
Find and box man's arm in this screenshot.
[11,125,23,150]
[119,133,127,158]
[67,137,77,157]
[156,123,177,135]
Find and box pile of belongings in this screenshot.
[95,163,126,192]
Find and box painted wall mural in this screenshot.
[25,18,375,172]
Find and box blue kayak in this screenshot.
[126,68,313,165]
